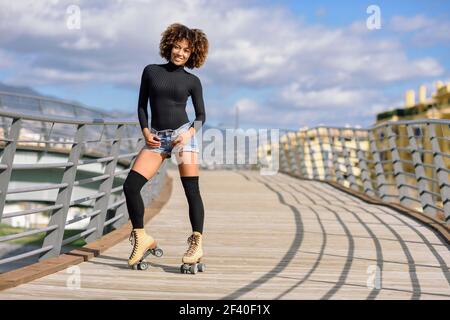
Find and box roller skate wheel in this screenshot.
[198,263,205,272]
[154,247,163,257]
[189,264,198,274]
[180,264,189,274]
[139,261,148,270]
[131,264,138,270]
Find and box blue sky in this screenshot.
[0,0,449,130]
[274,0,449,24]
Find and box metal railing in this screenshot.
[0,110,168,269]
[276,119,450,226]
[0,91,134,122]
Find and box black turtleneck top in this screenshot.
[137,61,206,131]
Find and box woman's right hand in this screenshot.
[144,132,161,148]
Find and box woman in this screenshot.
[123,23,208,273]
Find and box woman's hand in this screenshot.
[172,131,191,148]
[144,131,161,148]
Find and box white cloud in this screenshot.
[3,1,442,87]
[234,98,259,113]
[60,36,102,50]
[0,1,447,129]
[24,67,96,83]
[389,14,450,46]
[390,15,430,32]
[279,84,378,109]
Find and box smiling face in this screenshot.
[170,38,192,66]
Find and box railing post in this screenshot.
[289,131,301,177]
[0,118,22,220]
[0,96,9,143]
[40,124,86,260]
[280,134,289,173]
[286,132,299,176]
[406,124,437,217]
[387,125,412,207]
[126,126,134,154]
[428,123,450,223]
[278,139,286,173]
[339,128,358,191]
[305,130,319,180]
[354,129,376,197]
[294,132,308,178]
[368,129,388,201]
[327,127,344,184]
[279,135,290,173]
[316,128,332,181]
[85,124,124,241]
[37,99,47,153]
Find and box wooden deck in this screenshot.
[1,169,449,299]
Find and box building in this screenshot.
[376,81,450,123]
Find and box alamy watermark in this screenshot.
[167,121,280,175]
[66,4,81,30]
[366,5,381,30]
[366,265,382,289]
[66,265,81,290]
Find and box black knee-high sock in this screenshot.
[123,170,148,229]
[181,176,204,234]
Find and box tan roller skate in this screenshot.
[180,231,205,274]
[128,228,163,270]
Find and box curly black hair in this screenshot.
[159,23,209,69]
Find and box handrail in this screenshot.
[274,119,450,226]
[0,90,134,122]
[0,109,137,126]
[0,109,168,272]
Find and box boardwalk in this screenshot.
[1,169,449,299]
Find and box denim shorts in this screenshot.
[143,121,200,158]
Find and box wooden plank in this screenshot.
[0,169,448,300]
[0,173,173,291]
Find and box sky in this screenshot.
[0,0,449,130]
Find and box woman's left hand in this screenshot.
[172,131,191,148]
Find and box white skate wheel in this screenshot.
[154,248,163,257]
[190,264,198,274]
[139,262,148,270]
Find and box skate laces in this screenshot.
[129,231,139,259]
[185,234,200,256]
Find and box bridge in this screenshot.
[0,93,449,299]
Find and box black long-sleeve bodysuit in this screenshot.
[137,60,206,131]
